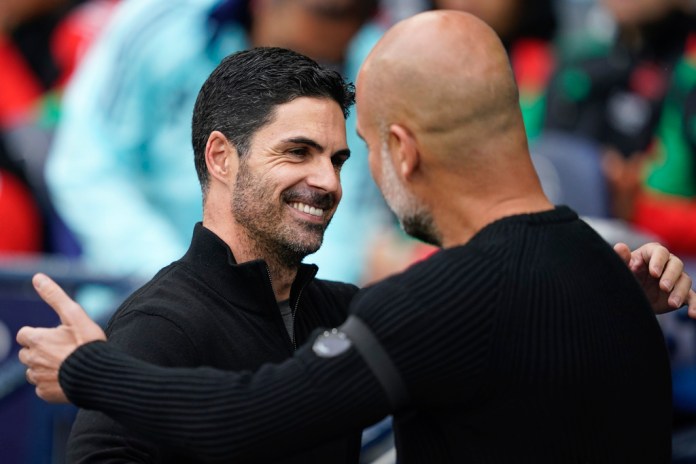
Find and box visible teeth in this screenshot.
[291,202,323,217]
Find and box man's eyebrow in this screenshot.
[355,130,365,142]
[283,137,324,151]
[283,137,350,158]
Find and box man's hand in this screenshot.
[16,273,106,402]
[615,242,696,317]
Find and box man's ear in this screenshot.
[205,131,239,185]
[388,124,419,180]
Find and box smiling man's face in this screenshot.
[231,96,350,266]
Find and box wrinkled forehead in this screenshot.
[254,97,348,145]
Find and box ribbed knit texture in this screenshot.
[66,223,361,463]
[60,207,672,463]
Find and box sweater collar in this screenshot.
[180,223,318,315]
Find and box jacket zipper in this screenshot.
[264,265,289,345]
[291,284,306,351]
[266,265,305,352]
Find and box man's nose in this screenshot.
[306,157,340,193]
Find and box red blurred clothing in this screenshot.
[0,170,42,253]
[0,0,120,127]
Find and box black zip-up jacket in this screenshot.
[66,223,361,463]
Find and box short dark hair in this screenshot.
[191,47,355,195]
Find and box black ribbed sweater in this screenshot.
[60,207,672,463]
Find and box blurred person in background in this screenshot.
[0,139,42,253]
[44,0,388,285]
[0,0,119,255]
[544,0,696,254]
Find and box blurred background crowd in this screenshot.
[0,0,695,462]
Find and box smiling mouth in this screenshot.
[290,202,324,218]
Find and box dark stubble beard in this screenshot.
[231,159,335,268]
[401,214,441,247]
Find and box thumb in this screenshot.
[32,273,89,327]
[613,242,632,266]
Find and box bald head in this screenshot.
[356,11,551,247]
[357,10,525,165]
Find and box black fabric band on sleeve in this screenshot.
[339,315,409,411]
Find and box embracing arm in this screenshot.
[58,340,388,461]
[16,240,695,458]
[17,276,389,461]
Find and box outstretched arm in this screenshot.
[615,242,696,317]
[17,275,389,460]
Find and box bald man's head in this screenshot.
[356,10,547,247]
[357,10,525,166]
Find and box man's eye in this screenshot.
[289,147,309,157]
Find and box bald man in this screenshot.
[17,11,689,463]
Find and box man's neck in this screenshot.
[263,260,299,302]
[202,219,298,302]
[421,150,554,248]
[429,185,554,249]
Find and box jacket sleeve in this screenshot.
[59,338,391,463]
[66,310,199,463]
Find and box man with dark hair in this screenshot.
[191,47,355,196]
[63,47,362,463]
[45,0,387,285]
[17,17,696,462]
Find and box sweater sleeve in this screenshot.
[67,310,200,463]
[59,339,391,462]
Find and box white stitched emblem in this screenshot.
[312,328,352,358]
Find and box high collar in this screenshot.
[180,223,318,315]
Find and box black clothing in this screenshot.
[66,223,360,463]
[61,207,672,463]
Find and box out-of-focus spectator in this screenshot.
[544,0,696,254]
[0,141,42,253]
[45,0,388,283]
[0,0,118,254]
